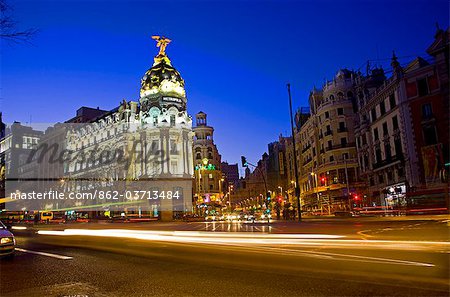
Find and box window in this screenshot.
[339,122,346,131]
[337,108,344,115]
[384,143,391,160]
[380,101,386,115]
[394,138,402,157]
[421,103,433,119]
[371,108,377,122]
[375,147,382,163]
[423,125,438,145]
[170,141,178,154]
[362,134,367,145]
[382,122,388,136]
[151,140,159,151]
[387,171,393,181]
[330,155,334,162]
[325,111,330,119]
[392,116,399,130]
[340,137,347,146]
[378,174,384,184]
[171,161,177,173]
[364,155,369,169]
[373,128,379,141]
[170,115,176,126]
[342,153,349,160]
[417,78,429,96]
[389,94,396,109]
[327,140,332,150]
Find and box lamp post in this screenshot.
[287,83,302,221]
[311,172,321,215]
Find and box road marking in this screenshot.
[263,247,435,267]
[15,248,73,260]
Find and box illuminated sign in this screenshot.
[195,164,216,171]
[162,96,182,103]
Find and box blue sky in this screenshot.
[1,0,448,174]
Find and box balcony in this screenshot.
[302,157,312,166]
[372,154,404,169]
[301,144,311,153]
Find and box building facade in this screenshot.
[193,112,223,214]
[295,70,364,214]
[355,28,449,210]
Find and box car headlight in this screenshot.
[1,237,13,244]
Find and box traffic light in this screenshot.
[266,191,271,202]
[241,156,248,167]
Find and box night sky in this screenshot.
[1,0,448,174]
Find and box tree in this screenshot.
[0,0,37,43]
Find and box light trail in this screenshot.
[37,229,450,253]
[11,226,27,230]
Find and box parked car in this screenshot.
[0,221,16,257]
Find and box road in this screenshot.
[1,217,449,297]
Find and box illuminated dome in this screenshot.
[140,57,186,98]
[140,36,187,112]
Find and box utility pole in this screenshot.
[287,83,302,221]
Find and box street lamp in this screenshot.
[311,172,321,215]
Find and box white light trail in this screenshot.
[37,229,450,253]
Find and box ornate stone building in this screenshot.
[354,27,449,210]
[63,37,194,220]
[295,70,364,214]
[193,112,223,214]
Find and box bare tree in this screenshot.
[0,0,38,43]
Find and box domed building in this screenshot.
[63,36,194,221]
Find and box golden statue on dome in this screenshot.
[151,35,171,56]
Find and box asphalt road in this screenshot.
[1,217,449,297]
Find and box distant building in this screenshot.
[221,161,239,188]
[193,112,223,214]
[0,122,43,210]
[66,106,109,123]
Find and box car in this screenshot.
[0,221,16,257]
